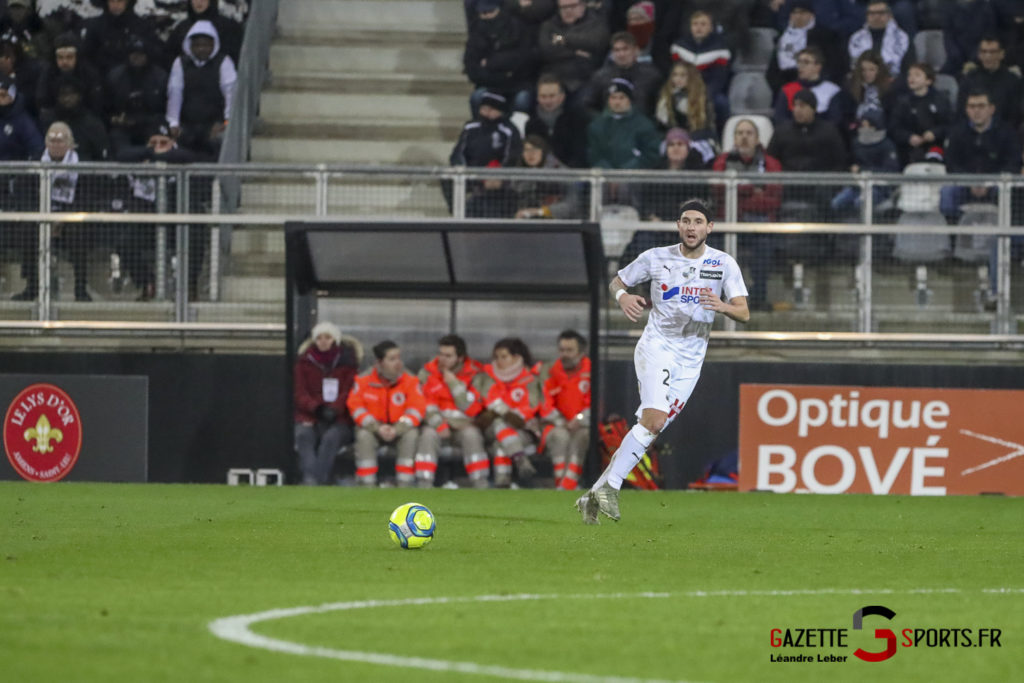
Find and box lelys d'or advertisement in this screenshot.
[739,384,1024,496]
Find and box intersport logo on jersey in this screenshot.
[738,384,1024,496]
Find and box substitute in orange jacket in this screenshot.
[347,340,427,487]
[416,334,490,488]
[473,337,563,487]
[539,329,591,490]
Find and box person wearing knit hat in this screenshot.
[830,106,900,216]
[293,322,361,486]
[791,87,817,111]
[626,2,655,57]
[588,75,660,171]
[584,31,662,116]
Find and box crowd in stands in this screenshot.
[451,0,1024,309]
[294,326,592,490]
[0,0,246,301]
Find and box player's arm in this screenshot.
[610,275,646,323]
[700,292,750,323]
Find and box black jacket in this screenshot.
[463,10,536,93]
[767,117,848,172]
[889,87,954,164]
[525,104,591,168]
[944,118,1022,175]
[450,116,523,167]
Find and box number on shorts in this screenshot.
[662,368,670,386]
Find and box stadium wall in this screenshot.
[2,353,1022,487]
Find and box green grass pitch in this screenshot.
[1,482,1020,683]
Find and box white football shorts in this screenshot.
[633,335,702,421]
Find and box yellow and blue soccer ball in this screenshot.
[388,502,435,549]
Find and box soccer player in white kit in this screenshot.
[576,198,750,524]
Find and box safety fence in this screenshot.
[1,163,1022,337]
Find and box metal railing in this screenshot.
[1,163,1022,339]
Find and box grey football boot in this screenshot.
[593,483,621,521]
[575,491,599,525]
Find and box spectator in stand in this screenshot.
[449,91,523,216]
[889,62,953,165]
[623,1,656,63]
[36,32,104,124]
[504,0,557,43]
[463,0,537,116]
[0,33,42,121]
[347,340,427,488]
[40,76,109,161]
[14,121,97,302]
[830,108,900,216]
[669,9,731,132]
[712,118,783,311]
[587,78,660,169]
[473,337,557,487]
[993,0,1024,70]
[524,73,590,168]
[584,31,661,116]
[639,127,712,222]
[768,88,848,217]
[165,0,241,70]
[941,89,1021,222]
[117,120,211,301]
[166,20,237,157]
[293,321,360,486]
[1,72,43,303]
[765,0,865,42]
[767,0,846,93]
[847,1,914,77]
[537,0,609,97]
[587,78,661,207]
[539,329,591,491]
[773,46,846,126]
[653,62,716,138]
[106,34,168,155]
[941,0,995,76]
[512,134,582,219]
[0,73,42,161]
[846,51,896,125]
[958,36,1023,129]
[82,0,158,75]
[416,334,489,489]
[0,0,52,62]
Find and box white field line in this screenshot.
[208,588,1023,683]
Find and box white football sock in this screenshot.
[593,423,657,491]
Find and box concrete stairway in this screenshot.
[222,0,469,312]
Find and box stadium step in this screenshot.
[270,72,469,96]
[237,180,449,216]
[277,0,465,37]
[249,137,454,165]
[268,43,464,78]
[221,274,285,303]
[259,91,470,128]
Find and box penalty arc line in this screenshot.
[207,588,1023,683]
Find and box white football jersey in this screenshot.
[618,244,747,368]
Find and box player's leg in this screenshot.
[415,427,442,488]
[560,428,589,491]
[353,427,380,487]
[294,423,319,485]
[394,429,421,487]
[456,424,490,489]
[489,418,524,486]
[543,425,570,488]
[316,422,350,485]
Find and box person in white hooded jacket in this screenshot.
[165,19,236,155]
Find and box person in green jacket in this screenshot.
[587,77,661,170]
[586,77,662,206]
